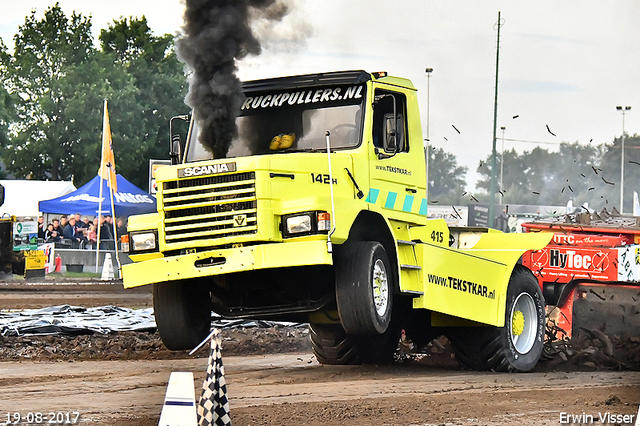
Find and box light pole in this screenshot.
[424,139,430,204]
[425,68,433,202]
[489,11,503,228]
[617,105,631,213]
[425,68,433,141]
[500,126,505,204]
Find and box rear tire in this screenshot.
[357,324,402,365]
[309,323,362,365]
[448,265,545,372]
[335,242,393,335]
[153,281,212,350]
[310,322,401,365]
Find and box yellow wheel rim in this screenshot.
[512,310,525,336]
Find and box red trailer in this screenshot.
[521,212,640,340]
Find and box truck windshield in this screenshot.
[185,84,366,162]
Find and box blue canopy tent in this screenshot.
[39,174,156,217]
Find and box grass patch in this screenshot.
[47,271,102,279]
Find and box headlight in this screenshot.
[286,214,312,234]
[130,231,157,252]
[281,211,330,238]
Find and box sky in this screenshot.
[2,0,639,191]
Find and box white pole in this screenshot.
[424,142,429,203]
[621,131,625,214]
[500,126,505,204]
[108,172,122,278]
[95,193,104,273]
[618,106,631,214]
[96,100,108,273]
[325,131,336,253]
[425,68,433,202]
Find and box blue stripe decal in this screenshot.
[419,198,428,216]
[165,401,195,406]
[365,188,380,204]
[402,195,414,212]
[384,192,397,209]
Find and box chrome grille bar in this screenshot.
[161,172,257,244]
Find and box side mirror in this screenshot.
[383,113,398,153]
[170,134,182,165]
[169,114,191,165]
[0,184,4,207]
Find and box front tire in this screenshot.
[448,265,545,372]
[153,281,212,350]
[335,242,393,335]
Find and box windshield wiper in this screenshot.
[344,168,364,199]
[271,148,325,154]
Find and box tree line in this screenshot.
[473,136,640,212]
[0,3,187,189]
[0,3,635,212]
[425,136,640,211]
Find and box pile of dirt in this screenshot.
[2,320,638,371]
[398,327,640,372]
[541,330,640,370]
[395,335,461,369]
[0,325,312,361]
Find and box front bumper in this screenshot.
[122,239,333,288]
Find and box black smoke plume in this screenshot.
[177,0,289,158]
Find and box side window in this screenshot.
[372,90,408,153]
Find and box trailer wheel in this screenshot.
[309,323,362,365]
[153,281,212,351]
[335,242,393,335]
[448,265,545,372]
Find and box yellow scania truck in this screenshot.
[123,70,552,372]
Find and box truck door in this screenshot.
[367,88,425,222]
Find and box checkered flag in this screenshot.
[197,329,232,426]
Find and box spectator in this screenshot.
[44,223,60,242]
[92,217,100,239]
[37,216,45,240]
[74,213,88,240]
[86,224,97,250]
[75,213,87,230]
[99,215,115,250]
[75,217,88,248]
[51,218,62,235]
[115,217,128,250]
[63,217,87,249]
[60,215,68,230]
[62,217,74,239]
[100,215,114,240]
[116,216,126,237]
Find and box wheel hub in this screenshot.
[372,259,389,316]
[510,292,538,354]
[512,310,525,336]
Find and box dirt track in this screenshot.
[0,280,153,310]
[2,355,639,425]
[1,279,639,425]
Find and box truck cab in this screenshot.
[124,70,551,371]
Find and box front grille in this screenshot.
[161,172,257,245]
